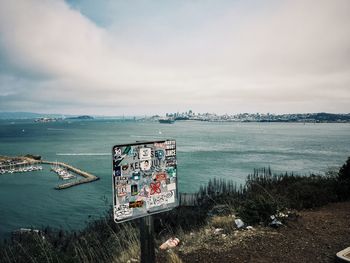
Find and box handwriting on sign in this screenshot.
[150,182,161,195]
[147,194,167,207]
[115,204,132,219]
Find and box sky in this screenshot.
[0,0,349,116]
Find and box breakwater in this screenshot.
[41,160,100,190]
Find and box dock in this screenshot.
[41,160,100,190]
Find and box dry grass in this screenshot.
[113,239,139,263]
[166,250,183,263]
[209,215,236,231]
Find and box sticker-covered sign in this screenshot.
[112,140,178,223]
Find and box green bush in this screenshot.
[238,194,278,225]
[337,157,350,200]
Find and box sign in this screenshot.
[112,140,178,223]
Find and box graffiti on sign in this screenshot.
[112,140,178,223]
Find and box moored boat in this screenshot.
[159,118,175,124]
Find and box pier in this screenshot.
[41,160,100,190]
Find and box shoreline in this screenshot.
[0,155,100,190]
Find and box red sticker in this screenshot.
[150,182,161,195]
[156,172,167,181]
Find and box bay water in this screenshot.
[0,119,349,238]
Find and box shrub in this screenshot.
[238,194,278,225]
[337,157,350,201]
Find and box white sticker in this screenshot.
[140,159,151,171]
[115,204,133,220]
[167,183,176,191]
[167,191,175,204]
[139,148,152,161]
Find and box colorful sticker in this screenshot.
[129,200,144,208]
[155,172,167,181]
[131,184,138,196]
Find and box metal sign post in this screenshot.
[140,215,155,263]
[112,140,178,262]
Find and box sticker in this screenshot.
[129,200,144,208]
[140,159,151,171]
[155,172,167,181]
[139,185,150,197]
[131,184,138,196]
[166,191,175,204]
[132,172,141,180]
[123,146,132,155]
[114,147,127,162]
[154,142,166,149]
[166,167,176,177]
[121,163,130,175]
[161,180,167,188]
[165,141,176,150]
[115,204,133,219]
[147,194,168,208]
[114,147,122,156]
[139,148,152,161]
[166,149,176,156]
[150,182,161,195]
[166,157,176,166]
[114,168,121,176]
[117,185,128,197]
[115,176,128,186]
[155,150,165,160]
[167,183,176,191]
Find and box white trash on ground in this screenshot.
[269,215,283,228]
[235,218,245,229]
[159,237,180,250]
[214,228,224,235]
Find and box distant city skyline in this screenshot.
[1,0,350,115]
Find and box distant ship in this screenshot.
[159,118,175,124]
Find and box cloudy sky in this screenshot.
[0,0,349,115]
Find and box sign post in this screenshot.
[112,140,178,262]
[140,215,155,263]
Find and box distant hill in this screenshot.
[66,115,94,120]
[0,112,65,120]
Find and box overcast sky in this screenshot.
[0,0,349,115]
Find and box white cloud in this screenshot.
[0,0,349,115]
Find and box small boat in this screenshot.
[159,118,175,124]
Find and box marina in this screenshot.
[0,156,42,175]
[0,155,99,190]
[0,164,43,174]
[42,160,100,190]
[51,162,76,180]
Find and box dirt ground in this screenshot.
[157,201,350,263]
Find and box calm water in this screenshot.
[0,119,349,238]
